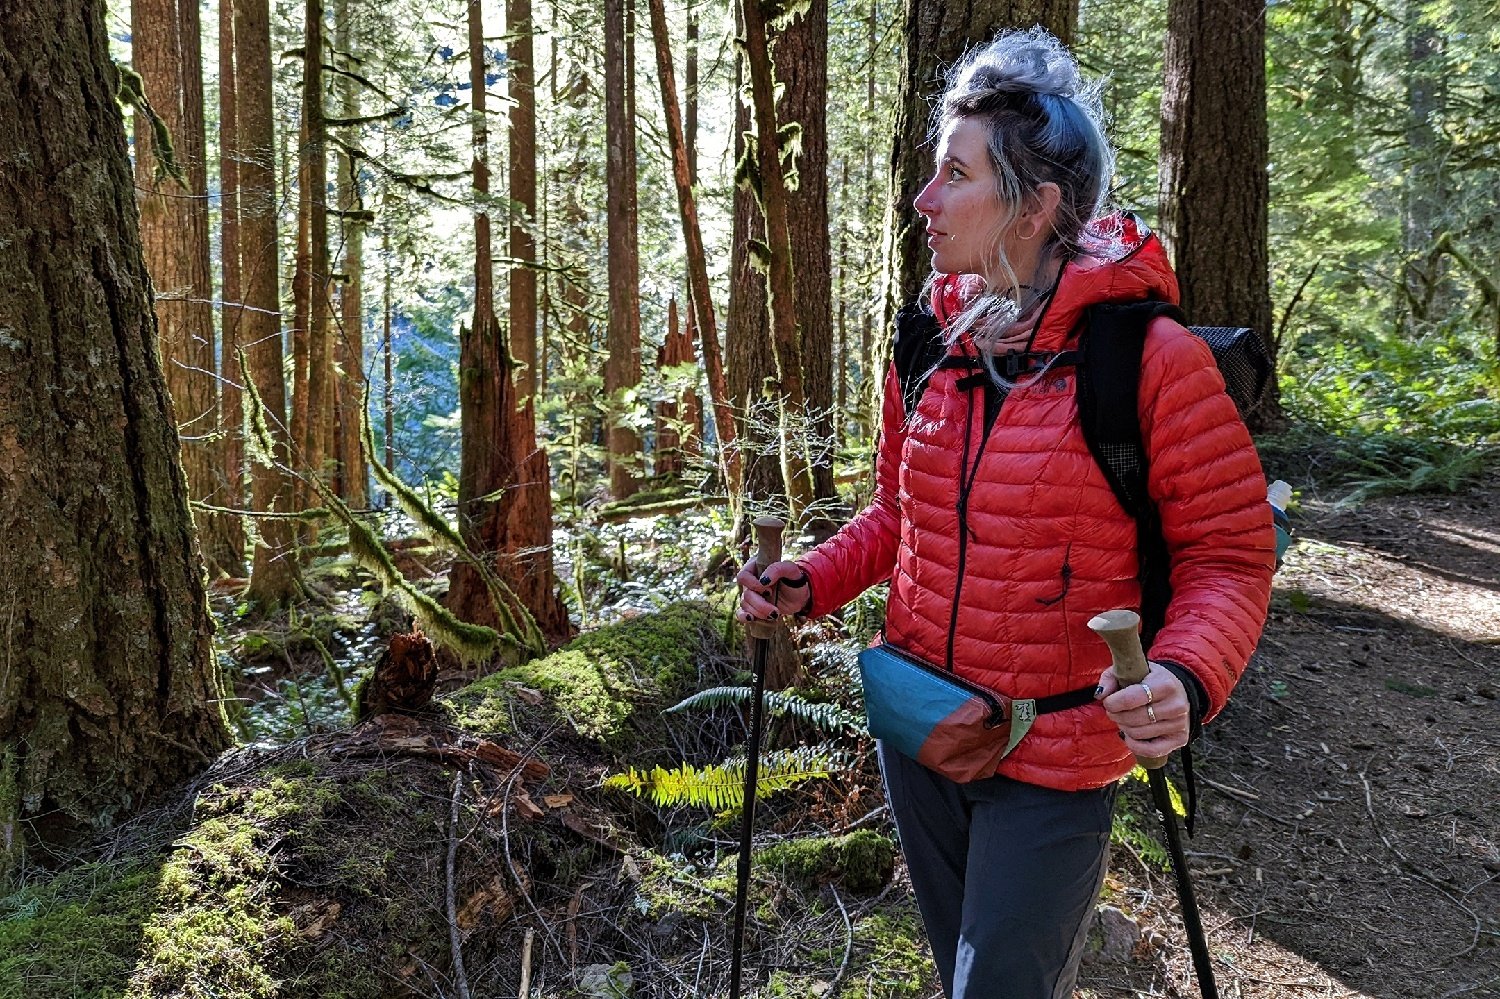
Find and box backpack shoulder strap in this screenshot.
[1076,301,1185,520]
[1076,300,1186,646]
[892,302,950,418]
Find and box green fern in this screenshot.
[1111,766,1186,870]
[603,747,837,810]
[666,687,865,735]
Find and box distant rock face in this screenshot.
[1084,904,1142,965]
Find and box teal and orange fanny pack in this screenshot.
[857,643,1097,783]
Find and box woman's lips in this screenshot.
[926,230,946,247]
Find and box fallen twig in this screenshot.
[518,927,535,998]
[827,885,854,996]
[1200,776,1260,802]
[447,772,472,999]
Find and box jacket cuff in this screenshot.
[1158,660,1207,743]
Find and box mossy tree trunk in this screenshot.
[728,0,831,538]
[334,0,368,509]
[0,0,232,872]
[645,0,738,494]
[236,0,304,609]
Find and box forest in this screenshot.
[0,0,1497,995]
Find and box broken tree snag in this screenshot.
[356,626,438,719]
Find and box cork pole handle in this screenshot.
[747,517,786,640]
[1088,610,1168,770]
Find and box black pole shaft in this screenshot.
[1148,768,1219,999]
[729,632,770,999]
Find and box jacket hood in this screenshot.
[929,212,1180,353]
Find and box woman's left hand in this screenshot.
[1096,662,1192,759]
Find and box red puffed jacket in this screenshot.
[799,214,1276,791]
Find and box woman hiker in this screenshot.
[735,27,1276,999]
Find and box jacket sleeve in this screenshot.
[1139,319,1276,719]
[797,363,906,617]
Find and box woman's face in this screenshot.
[914,117,1010,283]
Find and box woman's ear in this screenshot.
[1020,182,1062,239]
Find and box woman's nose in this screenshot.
[914,174,940,217]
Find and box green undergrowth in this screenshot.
[443,599,725,751]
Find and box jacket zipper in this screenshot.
[945,371,1003,670]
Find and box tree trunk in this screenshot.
[1158,0,1279,426]
[509,0,539,404]
[736,0,820,522]
[884,0,1076,321]
[772,0,834,530]
[1401,9,1448,327]
[0,0,232,870]
[645,0,739,495]
[685,1,698,184]
[131,0,243,576]
[218,0,249,569]
[448,0,569,646]
[237,0,304,609]
[334,0,367,508]
[294,0,333,518]
[605,0,642,499]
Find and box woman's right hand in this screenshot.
[735,559,811,624]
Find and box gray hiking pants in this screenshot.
[878,741,1118,999]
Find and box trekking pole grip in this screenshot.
[1088,610,1168,770]
[747,517,785,641]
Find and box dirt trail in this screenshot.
[1080,477,1500,999]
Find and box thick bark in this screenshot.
[645,0,738,494]
[604,0,642,499]
[448,0,568,645]
[334,0,367,508]
[508,0,539,403]
[0,0,232,865]
[237,0,303,608]
[131,0,242,574]
[294,0,333,514]
[885,0,1076,319]
[772,0,834,523]
[218,0,248,569]
[1158,0,1279,426]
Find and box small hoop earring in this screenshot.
[948,234,957,242]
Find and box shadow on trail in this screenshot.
[1181,590,1500,999]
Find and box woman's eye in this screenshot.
[948,166,964,181]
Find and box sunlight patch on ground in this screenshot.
[1276,536,1500,643]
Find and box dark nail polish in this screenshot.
[769,610,778,620]
[1118,730,1126,740]
[1094,685,1104,696]
[759,575,771,585]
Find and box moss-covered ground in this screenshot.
[0,598,949,998]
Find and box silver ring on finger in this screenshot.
[1146,704,1157,724]
[1141,681,1154,705]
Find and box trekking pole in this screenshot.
[729,515,784,999]
[1089,610,1220,999]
